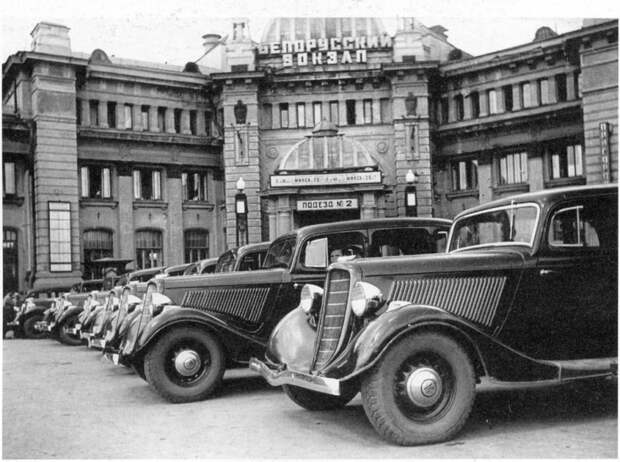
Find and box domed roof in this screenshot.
[533,26,558,42]
[262,17,387,43]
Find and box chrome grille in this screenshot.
[389,276,506,327]
[181,287,269,324]
[312,269,350,371]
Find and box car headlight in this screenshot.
[299,284,323,315]
[151,293,172,316]
[350,282,384,317]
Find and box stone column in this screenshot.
[148,106,159,132]
[479,91,489,117]
[196,110,206,136]
[165,108,176,133]
[117,169,135,261]
[289,102,297,128]
[271,104,280,129]
[448,95,456,122]
[80,98,91,127]
[97,99,108,128]
[530,80,540,107]
[132,104,142,131]
[360,192,376,219]
[166,171,183,264]
[181,109,191,135]
[267,201,277,241]
[305,102,313,128]
[496,88,505,113]
[372,99,381,124]
[463,93,473,120]
[338,98,348,126]
[477,161,493,203]
[276,196,292,235]
[547,77,558,104]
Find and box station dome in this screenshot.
[261,17,387,42]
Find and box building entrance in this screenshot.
[294,209,360,228]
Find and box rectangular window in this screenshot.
[502,85,513,112]
[310,18,322,39]
[89,100,99,126]
[80,166,111,199]
[141,105,149,131]
[363,99,373,124]
[313,102,322,125]
[329,101,339,124]
[49,202,72,272]
[499,152,528,185]
[124,104,133,129]
[470,92,480,118]
[189,110,197,135]
[173,109,182,133]
[326,18,338,37]
[157,107,166,132]
[279,103,289,128]
[451,159,478,191]
[133,168,162,200]
[454,95,464,121]
[345,99,356,125]
[521,82,533,108]
[205,111,213,136]
[296,103,306,128]
[181,171,208,201]
[555,74,567,102]
[280,18,291,41]
[440,97,449,123]
[538,79,549,105]
[550,143,584,179]
[3,162,16,196]
[107,102,116,128]
[487,89,498,114]
[380,98,391,123]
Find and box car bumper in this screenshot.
[249,358,341,396]
[80,331,93,341]
[88,337,106,349]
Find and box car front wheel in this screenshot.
[360,332,475,446]
[22,314,46,339]
[58,314,82,346]
[144,327,225,403]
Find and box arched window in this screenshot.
[83,229,113,279]
[3,228,18,293]
[136,229,163,269]
[184,229,209,263]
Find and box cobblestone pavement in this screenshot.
[2,338,617,459]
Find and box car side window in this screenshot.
[301,232,366,268]
[368,227,436,257]
[237,252,263,271]
[548,196,617,251]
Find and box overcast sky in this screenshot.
[1,0,618,68]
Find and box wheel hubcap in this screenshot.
[405,366,443,408]
[174,349,201,376]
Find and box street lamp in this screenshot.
[235,177,248,246]
[405,169,418,217]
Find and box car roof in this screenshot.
[127,266,165,278]
[237,241,271,255]
[453,184,618,220]
[274,217,452,242]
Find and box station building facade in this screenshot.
[3,18,618,292]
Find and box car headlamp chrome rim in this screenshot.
[350,282,384,317]
[299,284,323,315]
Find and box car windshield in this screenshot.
[449,203,539,251]
[215,250,236,273]
[262,237,296,269]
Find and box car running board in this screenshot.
[548,357,618,380]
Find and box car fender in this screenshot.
[326,304,560,383]
[22,306,47,322]
[135,306,266,357]
[265,307,316,372]
[57,306,83,325]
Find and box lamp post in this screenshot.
[235,177,248,246]
[405,169,418,217]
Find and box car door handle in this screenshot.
[539,269,557,275]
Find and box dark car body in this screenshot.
[126,218,451,402]
[252,184,618,445]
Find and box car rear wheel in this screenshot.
[283,384,358,411]
[58,314,83,346]
[144,327,225,403]
[22,314,46,339]
[360,332,475,446]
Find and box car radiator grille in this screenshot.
[181,287,269,324]
[312,269,351,371]
[389,276,506,327]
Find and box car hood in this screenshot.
[345,248,527,279]
[160,268,289,292]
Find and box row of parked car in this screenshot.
[21,185,618,446]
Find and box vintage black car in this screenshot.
[251,184,618,446]
[123,218,451,403]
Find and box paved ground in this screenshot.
[2,338,618,459]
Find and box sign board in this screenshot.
[258,34,392,67]
[600,122,611,183]
[271,171,381,187]
[297,198,359,211]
